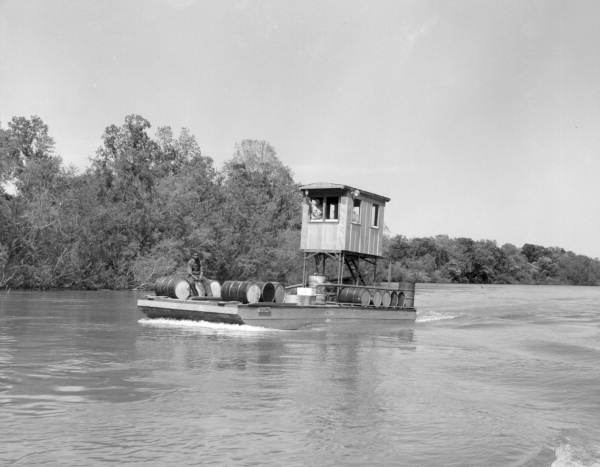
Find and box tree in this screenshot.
[521,243,548,263]
[134,143,221,285]
[498,243,533,283]
[93,114,162,202]
[8,116,55,160]
[216,140,302,281]
[1,116,55,187]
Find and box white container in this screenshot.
[297,287,315,296]
[210,280,221,298]
[283,294,299,304]
[297,295,316,306]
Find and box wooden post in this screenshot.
[337,252,344,300]
[373,259,377,284]
[302,252,307,286]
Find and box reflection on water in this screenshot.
[1,286,599,466]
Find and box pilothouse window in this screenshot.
[310,197,323,220]
[371,204,380,227]
[352,199,361,223]
[309,196,339,222]
[326,197,339,220]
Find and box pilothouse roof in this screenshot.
[299,182,390,203]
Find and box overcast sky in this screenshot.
[1,0,599,258]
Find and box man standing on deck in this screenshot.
[187,252,212,297]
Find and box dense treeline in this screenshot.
[385,236,600,285]
[0,115,599,289]
[0,115,302,289]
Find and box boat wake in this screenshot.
[416,311,458,323]
[552,442,600,467]
[138,318,279,334]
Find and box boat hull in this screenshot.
[137,297,416,330]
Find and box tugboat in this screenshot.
[137,182,416,329]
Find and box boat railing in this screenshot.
[285,282,406,291]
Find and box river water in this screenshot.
[0,284,599,466]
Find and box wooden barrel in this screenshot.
[270,282,286,303]
[380,290,391,307]
[389,291,399,307]
[398,281,415,307]
[154,276,191,300]
[221,281,261,304]
[338,287,371,306]
[255,282,276,302]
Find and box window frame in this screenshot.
[324,196,339,222]
[309,196,324,221]
[308,195,340,223]
[352,199,361,224]
[371,203,380,228]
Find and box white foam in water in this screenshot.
[416,311,457,323]
[138,317,278,333]
[552,443,600,467]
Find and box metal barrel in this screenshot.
[246,283,261,303]
[370,289,382,307]
[389,291,399,307]
[157,276,177,297]
[338,287,371,306]
[398,281,415,307]
[221,281,241,302]
[221,281,261,304]
[220,280,235,301]
[270,282,286,303]
[191,279,219,298]
[154,276,167,297]
[154,276,191,300]
[153,276,167,296]
[255,281,276,302]
[193,281,206,297]
[397,291,406,308]
[380,290,391,307]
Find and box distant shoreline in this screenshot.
[2,115,599,290]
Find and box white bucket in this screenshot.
[209,280,221,298]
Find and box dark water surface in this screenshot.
[1,284,599,466]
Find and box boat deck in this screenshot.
[137,296,416,330]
